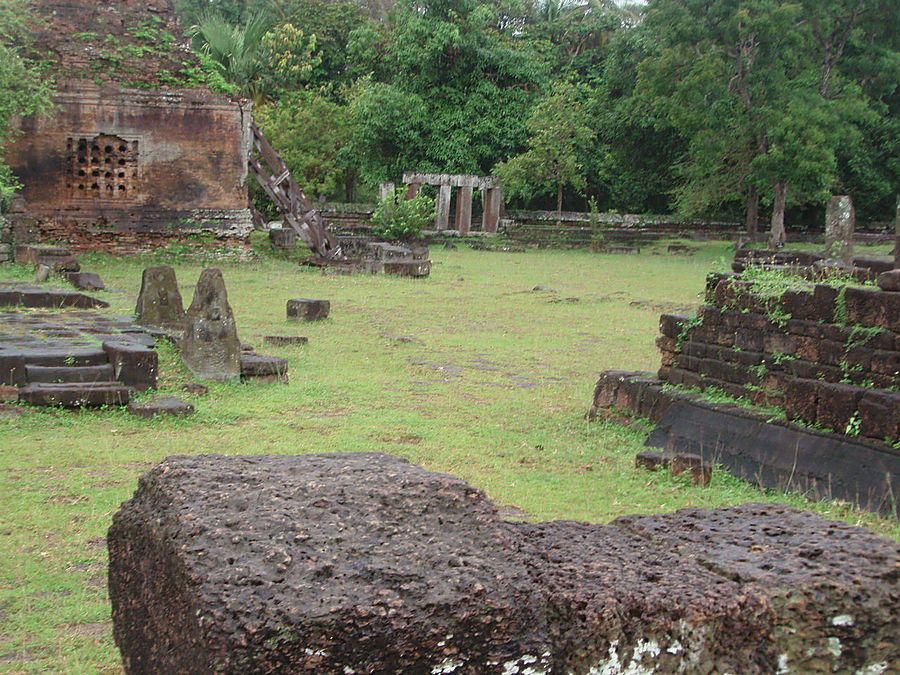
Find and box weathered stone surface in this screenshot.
[135,266,185,330]
[263,335,308,347]
[65,271,104,291]
[286,298,330,321]
[182,382,209,397]
[615,503,900,675]
[180,269,240,382]
[824,196,855,265]
[25,363,114,384]
[240,355,288,384]
[0,353,27,386]
[268,228,297,251]
[672,453,713,485]
[367,242,413,262]
[109,454,900,675]
[19,381,129,407]
[383,260,432,277]
[128,397,194,418]
[0,384,18,402]
[877,269,900,292]
[34,264,51,283]
[103,341,158,391]
[0,283,108,309]
[647,399,900,515]
[635,449,674,471]
[16,244,80,272]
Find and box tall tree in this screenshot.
[634,0,894,246]
[494,83,595,223]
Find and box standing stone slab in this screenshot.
[135,266,185,330]
[108,453,900,675]
[180,269,240,382]
[286,298,329,321]
[824,195,855,265]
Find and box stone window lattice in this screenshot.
[66,134,139,200]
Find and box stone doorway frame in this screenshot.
[380,173,504,235]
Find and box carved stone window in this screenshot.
[65,134,139,200]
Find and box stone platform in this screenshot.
[0,283,160,403]
[108,453,899,675]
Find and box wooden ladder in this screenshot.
[248,122,343,259]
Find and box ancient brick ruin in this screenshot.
[591,264,900,515]
[108,453,900,674]
[5,0,252,254]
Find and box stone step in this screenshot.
[19,381,129,407]
[25,364,115,384]
[18,346,108,367]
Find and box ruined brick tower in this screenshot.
[5,0,252,251]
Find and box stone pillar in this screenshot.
[181,269,241,382]
[435,184,452,231]
[406,183,423,200]
[824,195,855,266]
[482,187,503,233]
[894,195,899,268]
[454,186,473,236]
[379,182,395,201]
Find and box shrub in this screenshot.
[370,188,434,241]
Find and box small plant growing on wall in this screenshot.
[370,188,434,242]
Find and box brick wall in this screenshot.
[657,274,900,442]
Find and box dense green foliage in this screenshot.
[175,0,900,229]
[0,0,53,206]
[370,187,435,240]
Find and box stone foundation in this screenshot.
[108,453,900,675]
[656,273,900,437]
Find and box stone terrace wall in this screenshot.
[657,274,900,442]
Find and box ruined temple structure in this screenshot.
[395,172,504,235]
[5,0,253,253]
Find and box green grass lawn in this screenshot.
[0,239,897,673]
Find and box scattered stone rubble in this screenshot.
[108,453,900,675]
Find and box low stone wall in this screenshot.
[656,274,900,432]
[590,371,900,514]
[109,453,900,675]
[0,216,11,264]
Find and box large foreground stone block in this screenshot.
[614,503,900,674]
[109,454,900,675]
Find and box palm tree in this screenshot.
[190,10,273,105]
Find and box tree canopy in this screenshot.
[164,0,900,230]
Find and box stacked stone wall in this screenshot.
[0,216,11,264]
[657,274,900,442]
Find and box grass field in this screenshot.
[1,239,898,673]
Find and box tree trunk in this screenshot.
[767,181,788,250]
[894,194,900,268]
[556,181,563,226]
[744,185,759,239]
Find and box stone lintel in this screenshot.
[402,172,500,189]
